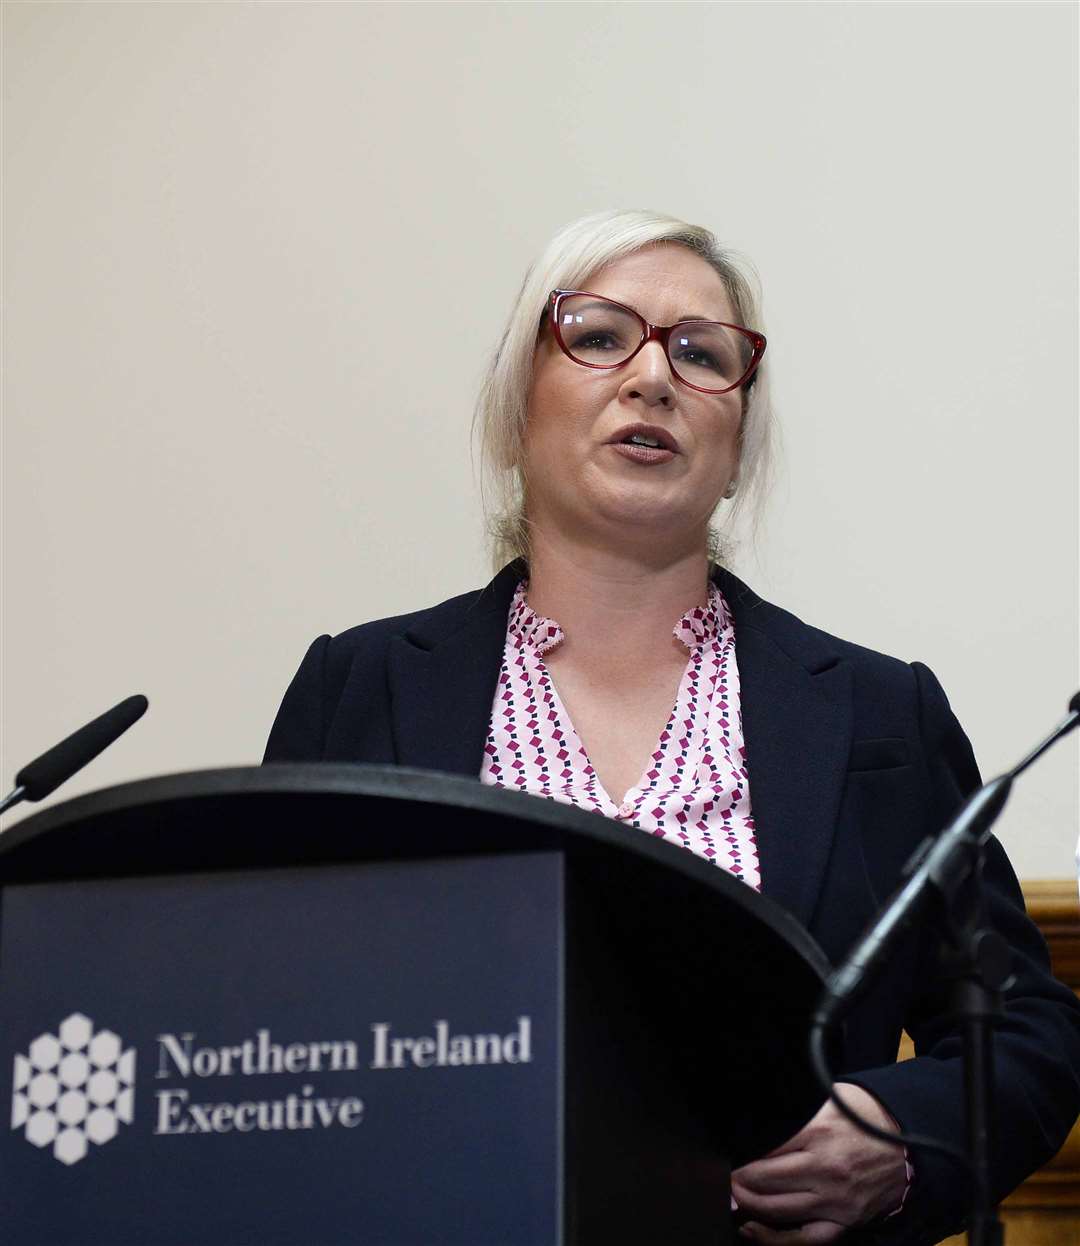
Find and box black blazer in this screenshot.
[265,561,1080,1242]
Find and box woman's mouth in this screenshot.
[609,441,676,465]
[608,425,679,464]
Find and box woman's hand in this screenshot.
[729,1082,909,1244]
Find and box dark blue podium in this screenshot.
[0,766,831,1245]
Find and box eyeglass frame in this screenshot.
[543,288,767,396]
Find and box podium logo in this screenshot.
[10,1013,136,1165]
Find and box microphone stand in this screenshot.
[935,842,1012,1246]
[951,710,1079,1245]
[812,694,1080,1246]
[879,789,1011,1245]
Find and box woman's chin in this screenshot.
[531,476,713,554]
[582,497,706,554]
[595,481,705,532]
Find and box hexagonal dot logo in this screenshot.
[11,1014,135,1165]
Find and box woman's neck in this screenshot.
[522,528,711,665]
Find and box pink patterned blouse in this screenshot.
[479,579,762,889]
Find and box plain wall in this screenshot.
[3,2,1077,877]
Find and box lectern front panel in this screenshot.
[0,852,562,1245]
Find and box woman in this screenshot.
[265,209,1080,1243]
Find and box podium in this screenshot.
[0,765,832,1245]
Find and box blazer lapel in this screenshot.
[387,563,522,776]
[718,570,854,929]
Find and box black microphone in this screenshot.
[815,691,1080,1027]
[0,695,149,818]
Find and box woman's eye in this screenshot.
[678,347,722,370]
[576,332,618,350]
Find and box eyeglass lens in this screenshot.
[557,294,753,391]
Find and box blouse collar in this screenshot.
[506,580,730,656]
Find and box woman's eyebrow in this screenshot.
[567,299,722,322]
[560,300,611,318]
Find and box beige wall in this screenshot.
[2,2,1077,877]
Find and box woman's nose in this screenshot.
[622,341,676,406]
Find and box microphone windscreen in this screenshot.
[14,695,149,801]
[1069,691,1080,716]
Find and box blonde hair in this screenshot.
[473,208,776,571]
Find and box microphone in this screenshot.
[816,691,1080,1027]
[0,695,149,818]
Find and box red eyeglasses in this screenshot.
[545,288,766,395]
